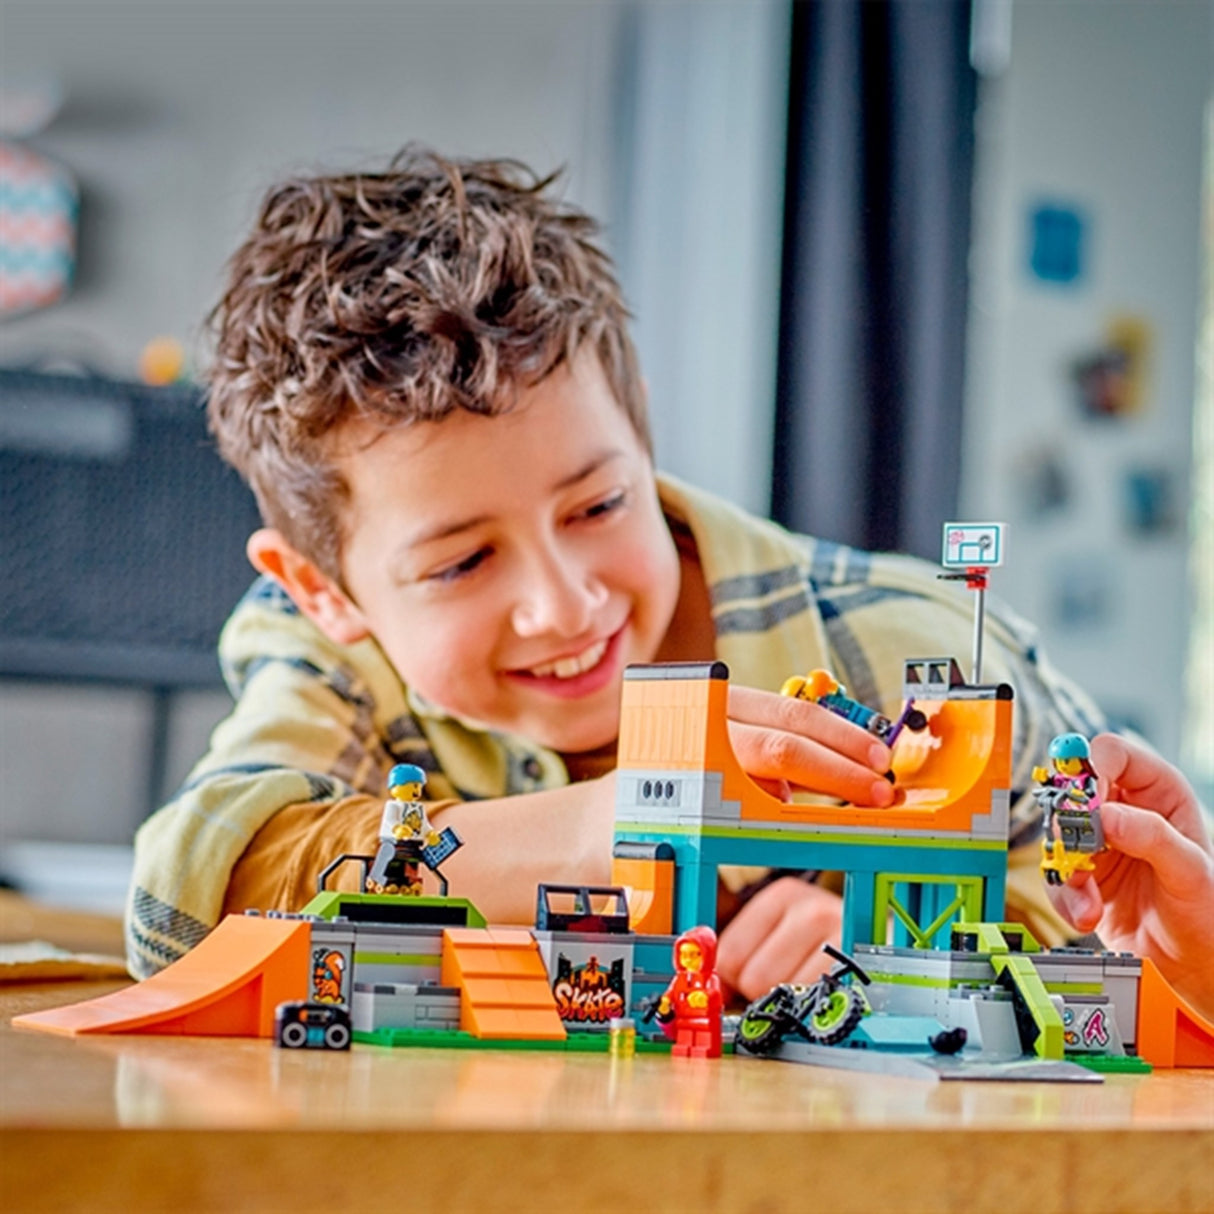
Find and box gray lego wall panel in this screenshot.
[351,982,460,1033]
[355,961,443,987]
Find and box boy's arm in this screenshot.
[424,778,616,924]
[220,779,616,926]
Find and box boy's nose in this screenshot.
[510,548,608,639]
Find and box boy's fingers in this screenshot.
[729,721,895,806]
[752,776,793,802]
[1048,870,1104,934]
[1100,801,1214,897]
[789,947,838,986]
[717,878,838,989]
[730,886,842,1000]
[729,686,891,771]
[1090,734,1208,845]
[716,877,799,980]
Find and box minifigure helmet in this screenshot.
[1048,733,1091,762]
[388,763,426,790]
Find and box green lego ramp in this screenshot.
[992,953,1064,1059]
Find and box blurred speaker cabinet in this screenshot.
[0,369,262,814]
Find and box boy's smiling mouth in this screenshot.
[526,637,610,679]
[506,626,627,699]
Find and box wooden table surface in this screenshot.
[2,894,1213,1214]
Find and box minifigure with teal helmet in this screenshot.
[1033,731,1105,885]
[1049,732,1091,766]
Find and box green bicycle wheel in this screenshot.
[806,988,865,1045]
[737,990,791,1056]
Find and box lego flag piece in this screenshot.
[421,825,463,870]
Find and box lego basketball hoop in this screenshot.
[942,523,1004,570]
[940,522,1005,684]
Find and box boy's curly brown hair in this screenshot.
[207,146,648,583]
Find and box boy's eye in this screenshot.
[430,547,491,583]
[577,490,627,522]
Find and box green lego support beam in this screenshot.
[873,873,985,949]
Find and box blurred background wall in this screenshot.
[961,0,1209,786]
[0,1,1209,898]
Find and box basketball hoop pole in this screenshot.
[967,567,989,684]
[937,565,990,683]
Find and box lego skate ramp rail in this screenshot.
[618,664,1010,831]
[13,914,311,1038]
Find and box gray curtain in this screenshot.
[771,0,977,560]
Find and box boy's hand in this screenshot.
[726,686,895,807]
[716,877,843,1001]
[1049,733,1214,1018]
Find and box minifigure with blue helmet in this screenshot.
[388,763,427,802]
[1033,731,1105,885]
[366,762,438,895]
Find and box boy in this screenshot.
[127,148,1213,1019]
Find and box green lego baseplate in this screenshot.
[1070,1054,1153,1074]
[352,1026,686,1053]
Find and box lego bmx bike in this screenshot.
[735,944,872,1055]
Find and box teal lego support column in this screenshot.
[842,870,877,951]
[673,847,721,935]
[982,867,1008,923]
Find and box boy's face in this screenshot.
[328,350,681,753]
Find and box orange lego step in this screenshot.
[441,927,565,1041]
[13,914,311,1039]
[1136,957,1214,1068]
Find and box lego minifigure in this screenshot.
[366,763,443,896]
[781,668,926,745]
[655,926,723,1059]
[1033,732,1106,886]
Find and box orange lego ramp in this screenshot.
[441,927,566,1041]
[13,914,311,1039]
[619,664,1012,835]
[886,697,1006,810]
[1136,957,1214,1068]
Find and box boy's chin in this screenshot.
[524,708,620,756]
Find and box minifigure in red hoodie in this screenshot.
[656,926,723,1059]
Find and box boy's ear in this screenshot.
[246,529,371,646]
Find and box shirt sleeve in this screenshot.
[125,578,423,977]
